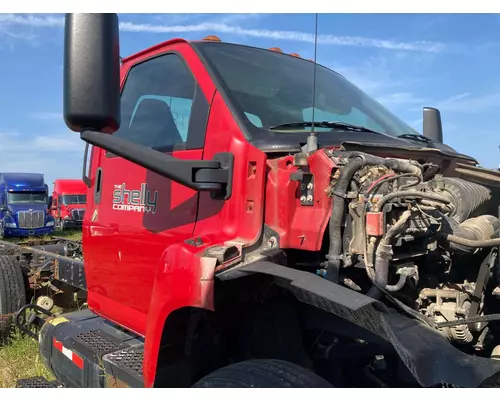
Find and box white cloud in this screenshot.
[0,13,447,53]
[0,14,63,28]
[436,91,500,113]
[212,13,268,25]
[0,23,38,49]
[148,13,266,26]
[0,131,83,153]
[376,92,427,106]
[0,28,36,40]
[119,21,447,53]
[0,131,84,190]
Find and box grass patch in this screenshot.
[52,229,82,242]
[0,330,53,388]
[0,228,83,387]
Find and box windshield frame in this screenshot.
[192,41,420,144]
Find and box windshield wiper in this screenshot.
[397,133,434,144]
[269,121,384,135]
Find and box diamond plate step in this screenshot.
[102,345,144,388]
[73,329,128,360]
[16,376,59,388]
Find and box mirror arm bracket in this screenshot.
[80,130,234,200]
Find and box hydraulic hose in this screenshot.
[326,153,421,282]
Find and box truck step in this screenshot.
[16,376,60,388]
[73,328,129,360]
[102,345,144,388]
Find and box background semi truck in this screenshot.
[0,173,55,238]
[49,179,87,230]
[11,13,500,388]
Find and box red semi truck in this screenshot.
[49,179,86,230]
[13,13,500,388]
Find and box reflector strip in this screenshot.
[53,338,84,369]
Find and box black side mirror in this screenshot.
[422,107,443,144]
[63,13,234,200]
[63,13,121,134]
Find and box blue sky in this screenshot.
[0,13,499,189]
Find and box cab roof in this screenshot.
[53,179,86,194]
[121,36,321,68]
[0,172,45,187]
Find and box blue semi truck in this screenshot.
[0,173,55,238]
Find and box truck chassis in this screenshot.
[0,235,86,342]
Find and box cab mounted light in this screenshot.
[202,35,221,42]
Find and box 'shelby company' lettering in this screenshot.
[112,183,158,214]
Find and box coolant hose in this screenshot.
[366,243,391,298]
[385,272,409,292]
[326,153,421,282]
[443,235,500,248]
[373,191,451,213]
[366,210,412,298]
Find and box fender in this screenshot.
[143,235,228,387]
[238,261,500,388]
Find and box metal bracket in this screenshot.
[297,173,314,206]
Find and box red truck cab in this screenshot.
[50,179,86,230]
[18,14,500,389]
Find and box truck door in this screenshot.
[84,45,214,335]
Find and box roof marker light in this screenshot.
[202,35,221,42]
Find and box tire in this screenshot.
[0,256,26,342]
[192,359,333,388]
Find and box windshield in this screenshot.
[194,42,419,137]
[7,191,47,204]
[61,195,86,205]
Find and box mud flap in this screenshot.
[238,261,500,388]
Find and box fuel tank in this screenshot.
[38,309,144,388]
